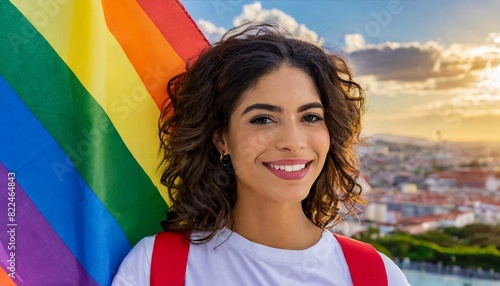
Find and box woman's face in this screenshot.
[217,65,330,206]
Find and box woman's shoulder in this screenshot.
[379,252,412,286]
[111,235,156,286]
[124,235,156,262]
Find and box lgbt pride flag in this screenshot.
[0,1,208,285]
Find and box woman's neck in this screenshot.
[229,198,323,250]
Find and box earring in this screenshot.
[219,153,230,166]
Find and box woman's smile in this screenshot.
[263,159,312,180]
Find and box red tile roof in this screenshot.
[433,170,489,188]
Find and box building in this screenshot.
[396,211,475,234]
[486,172,500,191]
[427,170,490,190]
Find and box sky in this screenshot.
[180,0,500,143]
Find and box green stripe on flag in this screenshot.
[0,1,167,245]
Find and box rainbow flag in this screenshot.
[0,1,208,285]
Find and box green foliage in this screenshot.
[413,230,458,248]
[459,159,487,169]
[358,224,500,271]
[442,224,500,250]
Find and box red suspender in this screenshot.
[151,231,191,286]
[334,233,388,286]
[150,231,387,286]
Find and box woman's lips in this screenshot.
[263,160,312,180]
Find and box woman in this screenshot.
[112,24,410,285]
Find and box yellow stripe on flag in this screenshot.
[102,0,186,110]
[10,0,170,203]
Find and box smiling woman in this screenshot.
[161,24,367,238]
[217,65,332,247]
[112,23,410,285]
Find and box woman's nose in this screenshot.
[275,122,306,153]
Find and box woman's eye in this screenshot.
[250,116,274,125]
[302,113,323,123]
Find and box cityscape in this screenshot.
[335,133,500,283]
[359,133,499,233]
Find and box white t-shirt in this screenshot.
[112,227,410,286]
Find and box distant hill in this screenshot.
[364,133,500,149]
[364,133,432,147]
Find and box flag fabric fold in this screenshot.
[0,1,209,285]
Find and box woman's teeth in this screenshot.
[268,163,306,172]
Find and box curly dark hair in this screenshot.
[159,24,365,242]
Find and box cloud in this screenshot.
[196,1,322,46]
[346,40,487,83]
[487,32,500,45]
[414,87,500,119]
[345,34,366,53]
[346,33,500,119]
[346,33,500,85]
[233,1,323,45]
[349,42,442,82]
[196,19,227,44]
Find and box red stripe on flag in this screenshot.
[136,0,210,62]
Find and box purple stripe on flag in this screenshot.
[0,162,98,286]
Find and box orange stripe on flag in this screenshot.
[0,267,16,286]
[101,0,186,110]
[136,0,209,62]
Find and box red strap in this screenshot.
[334,234,388,286]
[151,231,191,286]
[150,231,386,285]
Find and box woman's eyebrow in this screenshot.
[242,103,282,115]
[298,102,324,112]
[242,102,324,115]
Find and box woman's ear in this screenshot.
[212,129,229,154]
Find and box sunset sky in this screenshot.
[181,0,500,143]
